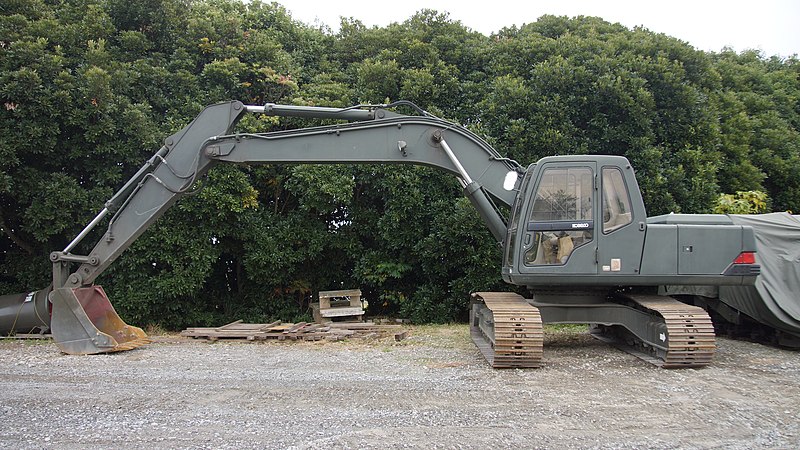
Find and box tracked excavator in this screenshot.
[0,101,762,368]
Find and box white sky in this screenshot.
[280,0,799,57]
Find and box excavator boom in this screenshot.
[22,101,522,354]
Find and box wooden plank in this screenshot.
[283,322,308,334]
[327,323,402,330]
[319,289,362,298]
[319,307,364,318]
[216,320,243,330]
[258,321,282,331]
[182,330,260,338]
[328,329,356,337]
[256,332,285,340]
[301,324,323,333]
[319,297,331,310]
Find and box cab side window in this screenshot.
[505,171,532,268]
[524,167,593,265]
[602,167,632,233]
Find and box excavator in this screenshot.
[0,100,762,368]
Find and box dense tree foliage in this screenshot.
[713,190,769,214]
[2,1,798,326]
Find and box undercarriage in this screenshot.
[470,291,715,368]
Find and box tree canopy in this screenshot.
[2,0,798,326]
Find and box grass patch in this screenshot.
[144,323,169,336]
[397,324,472,350]
[544,323,589,333]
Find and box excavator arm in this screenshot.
[46,100,523,354]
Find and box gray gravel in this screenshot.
[0,326,798,449]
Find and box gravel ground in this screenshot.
[0,325,798,449]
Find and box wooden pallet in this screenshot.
[181,320,406,342]
[312,289,365,323]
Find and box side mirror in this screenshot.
[503,171,518,191]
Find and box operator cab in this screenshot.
[502,155,648,287]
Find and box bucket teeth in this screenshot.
[107,337,152,353]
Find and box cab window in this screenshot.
[504,170,533,267]
[602,167,632,233]
[524,167,593,265]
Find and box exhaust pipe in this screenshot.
[0,289,51,335]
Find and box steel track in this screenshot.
[591,294,716,368]
[470,292,715,369]
[470,292,543,368]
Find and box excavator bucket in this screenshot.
[50,285,150,354]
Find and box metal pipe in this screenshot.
[0,289,51,335]
[438,138,474,184]
[246,104,375,122]
[463,182,508,244]
[437,136,506,243]
[63,208,109,253]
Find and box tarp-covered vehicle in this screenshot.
[665,213,800,347]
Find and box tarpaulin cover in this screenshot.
[663,213,800,336]
[720,213,800,336]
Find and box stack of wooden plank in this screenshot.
[181,320,406,342]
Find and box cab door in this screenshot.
[517,162,598,276]
[595,164,645,275]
